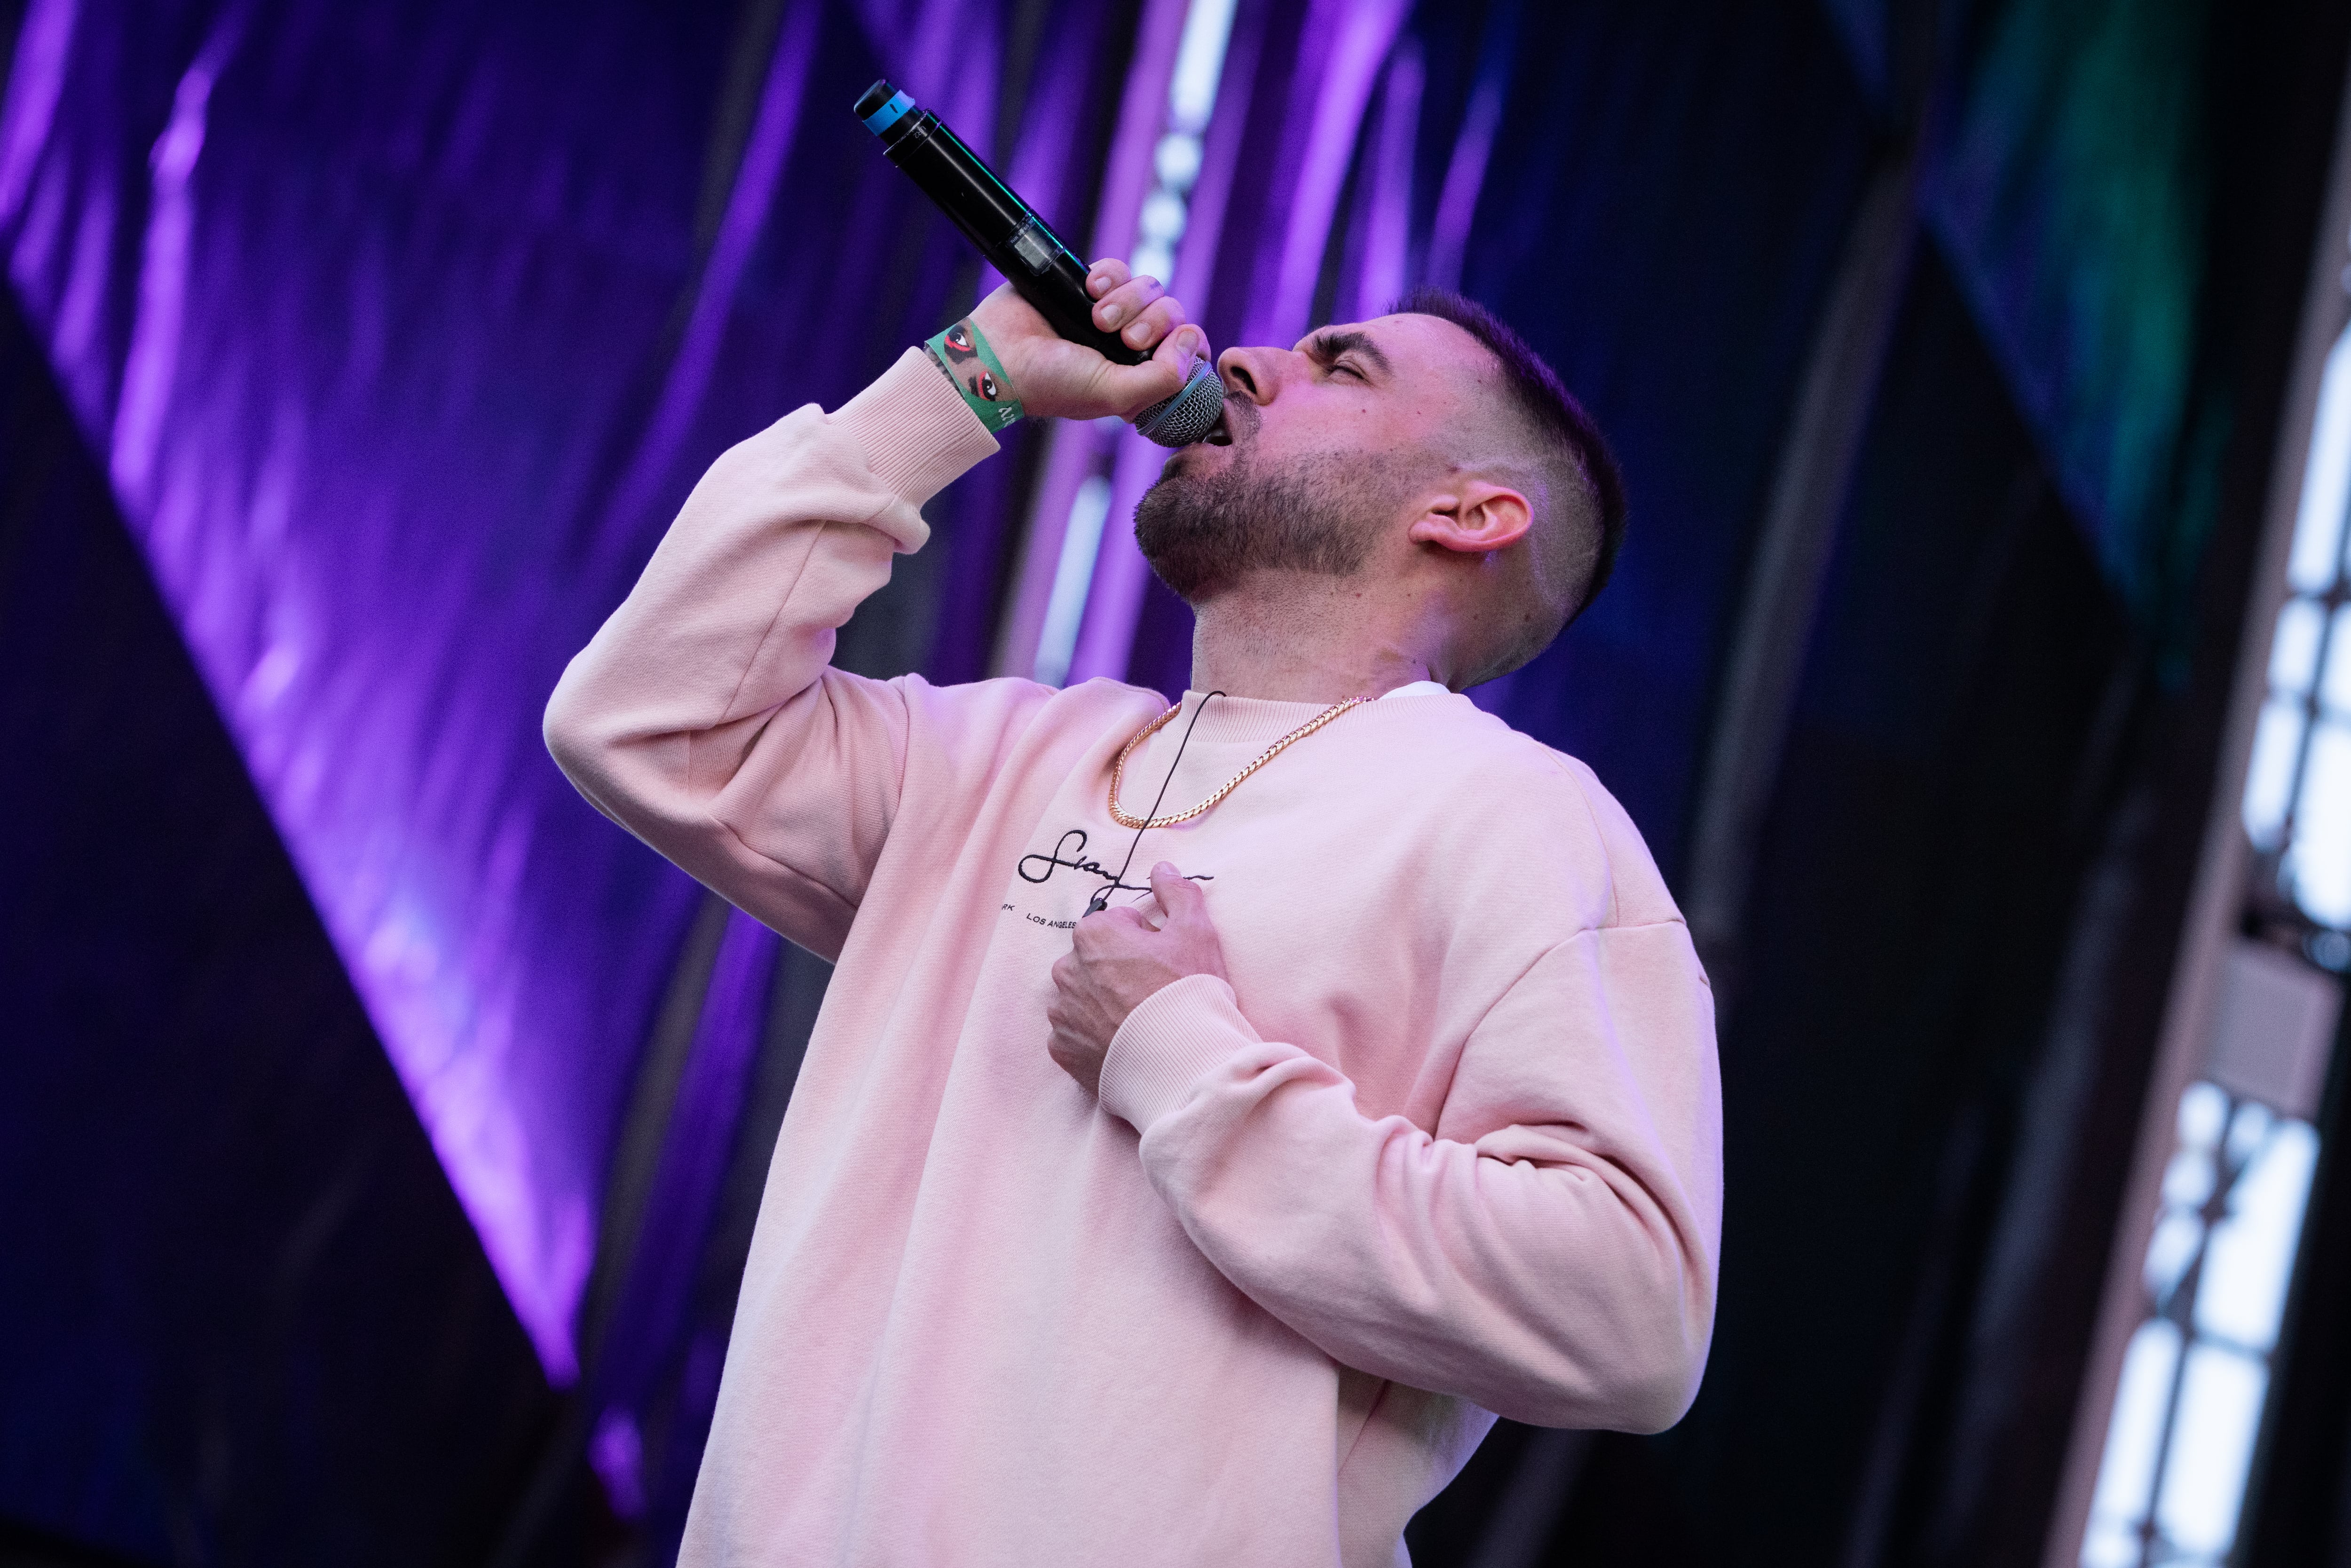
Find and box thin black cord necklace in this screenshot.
[1088,691,1223,916]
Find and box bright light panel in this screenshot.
[2089,1319,2183,1534]
[2290,329,2351,594]
[2271,598,2325,693]
[2082,1087,2324,1568]
[1169,0,1239,132]
[2292,721,2351,925]
[2243,698,2305,849]
[1035,475,1114,687]
[2154,1344,2267,1557]
[2195,1119,2318,1350]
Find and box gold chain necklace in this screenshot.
[1107,697,1368,829]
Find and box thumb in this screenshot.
[1104,329,1204,421]
[1155,326,1208,384]
[1150,862,1207,922]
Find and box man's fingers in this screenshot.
[1086,258,1132,297]
[1117,293,1186,353]
[1155,325,1207,379]
[1091,275,1165,334]
[1073,905,1147,952]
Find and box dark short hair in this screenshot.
[1390,287,1628,623]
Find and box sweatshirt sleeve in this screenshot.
[1094,923,1722,1432]
[544,349,1002,959]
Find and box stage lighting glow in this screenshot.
[2195,1115,2316,1349]
[2324,601,2351,709]
[2082,1083,2320,1568]
[2141,1208,2201,1300]
[2289,725,2351,924]
[1125,0,1239,295]
[1140,189,1188,245]
[2159,1139,2215,1209]
[2152,1344,2265,1560]
[2287,331,2351,594]
[2242,697,2302,849]
[2268,597,2323,690]
[2101,355,2351,1565]
[2086,1319,2180,1561]
[1168,0,1239,133]
[1036,473,1114,688]
[2240,316,2351,931]
[1154,131,1204,193]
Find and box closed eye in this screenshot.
[1303,328,1391,385]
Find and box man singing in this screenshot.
[546,259,1721,1566]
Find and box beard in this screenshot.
[1133,439,1399,602]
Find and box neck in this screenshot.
[1188,575,1441,702]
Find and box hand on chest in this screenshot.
[998,735,1459,1108]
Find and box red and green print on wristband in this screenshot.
[925,318,1023,432]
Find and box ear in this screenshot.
[1406,480,1534,557]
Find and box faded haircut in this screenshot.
[1390,287,1628,633]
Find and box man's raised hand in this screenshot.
[1046,862,1231,1096]
[968,259,1207,424]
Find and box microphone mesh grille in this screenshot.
[1133,361,1226,448]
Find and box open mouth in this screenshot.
[1193,397,1244,449]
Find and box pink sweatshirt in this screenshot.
[545,350,1723,1567]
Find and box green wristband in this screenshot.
[925,318,1024,433]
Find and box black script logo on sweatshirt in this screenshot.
[1007,827,1212,928]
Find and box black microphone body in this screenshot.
[855,80,1224,447]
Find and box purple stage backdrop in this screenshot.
[0,0,1105,1379]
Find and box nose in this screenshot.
[1214,343,1298,409]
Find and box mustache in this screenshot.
[1206,389,1259,446]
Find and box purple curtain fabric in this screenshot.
[0,277,565,1568]
[0,0,1130,1382]
[585,907,780,1521]
[5,0,726,1379]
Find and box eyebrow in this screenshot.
[1303,328,1393,382]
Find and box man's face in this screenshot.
[1134,313,1491,602]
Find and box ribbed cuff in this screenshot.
[1098,973,1257,1132]
[831,347,1002,510]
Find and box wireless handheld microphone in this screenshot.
[854,80,1226,448]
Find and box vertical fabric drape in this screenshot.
[0,0,1138,1381]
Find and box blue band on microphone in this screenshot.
[861,89,914,134]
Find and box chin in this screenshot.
[1164,439,1234,478]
